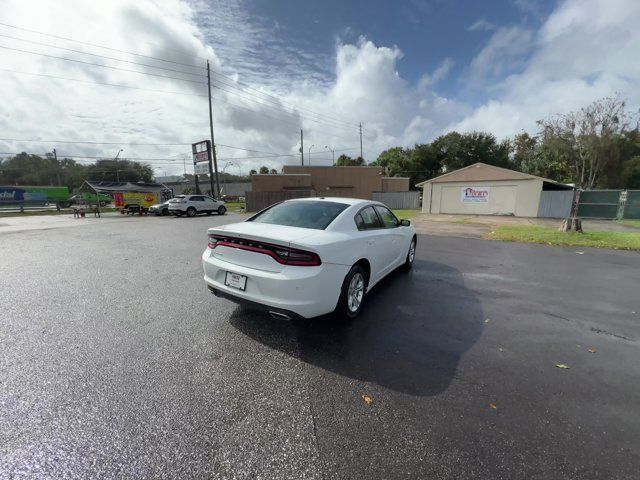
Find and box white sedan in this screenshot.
[202,197,417,319]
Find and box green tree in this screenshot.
[622,156,640,189]
[511,132,537,172]
[432,131,510,171]
[536,96,634,188]
[0,152,88,189]
[249,169,257,175]
[86,159,153,183]
[269,168,278,174]
[335,155,365,166]
[259,166,269,174]
[374,147,408,171]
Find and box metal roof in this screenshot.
[415,163,567,186]
[84,181,171,192]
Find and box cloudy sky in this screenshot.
[0,0,639,177]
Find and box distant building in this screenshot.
[251,166,409,200]
[154,175,251,197]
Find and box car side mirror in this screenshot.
[400,219,411,227]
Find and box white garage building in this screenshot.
[417,163,573,217]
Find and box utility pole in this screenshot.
[207,60,220,197]
[300,129,304,165]
[194,163,201,194]
[53,148,61,186]
[114,149,123,182]
[359,122,363,160]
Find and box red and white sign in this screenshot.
[194,150,210,163]
[461,186,490,203]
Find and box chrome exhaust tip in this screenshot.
[269,311,291,321]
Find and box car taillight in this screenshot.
[208,234,220,249]
[207,234,321,266]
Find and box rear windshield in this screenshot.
[249,201,349,230]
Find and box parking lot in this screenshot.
[1,214,639,479]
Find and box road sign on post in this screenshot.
[192,140,211,195]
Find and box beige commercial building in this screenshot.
[252,166,409,200]
[417,163,573,217]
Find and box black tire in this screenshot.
[336,264,367,319]
[186,207,197,217]
[404,236,417,269]
[218,205,227,215]
[161,208,169,216]
[99,201,107,207]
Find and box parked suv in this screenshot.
[168,195,227,217]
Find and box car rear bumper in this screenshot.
[202,249,349,319]
[207,285,304,321]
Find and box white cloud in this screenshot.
[513,0,542,16]
[418,58,455,89]
[1,0,638,175]
[453,0,640,138]
[468,19,496,32]
[468,26,534,82]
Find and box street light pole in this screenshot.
[114,149,123,182]
[308,144,315,166]
[222,161,235,196]
[324,145,335,166]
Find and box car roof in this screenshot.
[285,197,370,206]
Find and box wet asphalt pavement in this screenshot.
[1,214,639,479]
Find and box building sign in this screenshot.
[461,186,490,203]
[192,140,211,163]
[194,163,209,175]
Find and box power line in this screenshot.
[217,97,362,142]
[212,76,360,129]
[2,54,359,134]
[0,138,292,156]
[0,45,208,85]
[212,81,360,132]
[0,21,361,129]
[0,68,208,97]
[0,147,360,163]
[0,33,207,78]
[0,21,205,69]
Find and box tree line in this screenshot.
[374,97,640,190]
[0,154,154,189]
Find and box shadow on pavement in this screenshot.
[229,259,483,396]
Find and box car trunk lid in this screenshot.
[207,222,320,272]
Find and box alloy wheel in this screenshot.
[347,272,365,312]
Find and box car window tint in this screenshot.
[249,201,348,230]
[374,205,399,228]
[359,206,382,229]
[192,196,203,201]
[355,213,365,230]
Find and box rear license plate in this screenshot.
[225,272,247,291]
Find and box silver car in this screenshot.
[149,200,171,216]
